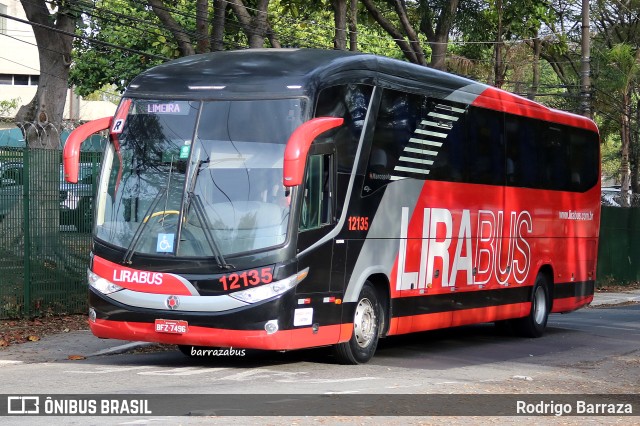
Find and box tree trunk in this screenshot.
[211,0,228,51]
[349,0,358,51]
[333,0,348,50]
[392,0,427,66]
[196,0,210,53]
[148,0,196,56]
[493,0,504,88]
[11,2,78,313]
[16,1,74,131]
[528,37,541,100]
[361,0,420,64]
[228,0,273,48]
[424,0,459,70]
[633,98,640,194]
[620,92,631,206]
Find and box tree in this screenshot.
[71,0,288,96]
[589,0,640,194]
[332,0,348,50]
[599,44,640,203]
[226,0,280,48]
[70,0,168,96]
[422,0,460,70]
[360,0,427,66]
[16,1,77,134]
[6,2,83,305]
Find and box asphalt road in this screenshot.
[0,304,638,423]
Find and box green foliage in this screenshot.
[64,0,638,191]
[82,85,121,104]
[69,0,173,96]
[0,98,21,118]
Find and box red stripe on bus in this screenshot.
[90,318,352,350]
[93,256,195,296]
[551,295,593,313]
[473,87,598,132]
[389,302,529,336]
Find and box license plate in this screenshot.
[155,319,188,334]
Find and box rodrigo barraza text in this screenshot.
[516,400,633,416]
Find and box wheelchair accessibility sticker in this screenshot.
[156,234,175,253]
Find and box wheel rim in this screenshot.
[354,297,376,348]
[533,286,547,325]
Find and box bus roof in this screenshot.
[125,48,597,133]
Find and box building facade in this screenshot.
[0,0,40,122]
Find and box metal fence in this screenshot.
[0,122,101,319]
[597,206,640,283]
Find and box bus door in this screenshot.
[295,142,340,294]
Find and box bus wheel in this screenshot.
[513,274,550,338]
[333,282,381,364]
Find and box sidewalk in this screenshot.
[1,290,638,365]
[588,288,640,306]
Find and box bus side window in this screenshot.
[469,108,504,185]
[539,125,568,190]
[568,130,598,192]
[362,89,420,194]
[315,84,373,174]
[505,115,538,188]
[300,154,333,231]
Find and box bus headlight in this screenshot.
[229,268,309,304]
[88,269,123,295]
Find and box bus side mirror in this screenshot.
[283,117,343,187]
[63,117,112,183]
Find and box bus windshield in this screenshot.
[95,98,305,258]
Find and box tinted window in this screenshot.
[506,114,598,192]
[315,85,373,173]
[14,75,29,85]
[505,115,538,187]
[465,108,504,185]
[363,90,469,193]
[363,90,420,193]
[568,129,599,191]
[425,100,468,182]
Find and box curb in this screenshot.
[590,290,640,307]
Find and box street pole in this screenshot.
[581,0,591,119]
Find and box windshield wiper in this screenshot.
[122,186,169,264]
[178,158,232,269]
[184,191,233,269]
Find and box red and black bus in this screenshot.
[64,49,600,364]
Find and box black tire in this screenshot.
[333,282,381,364]
[512,274,550,338]
[75,197,93,233]
[493,319,513,335]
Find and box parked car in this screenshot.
[0,161,96,232]
[601,186,621,207]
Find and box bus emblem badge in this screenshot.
[166,295,180,310]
